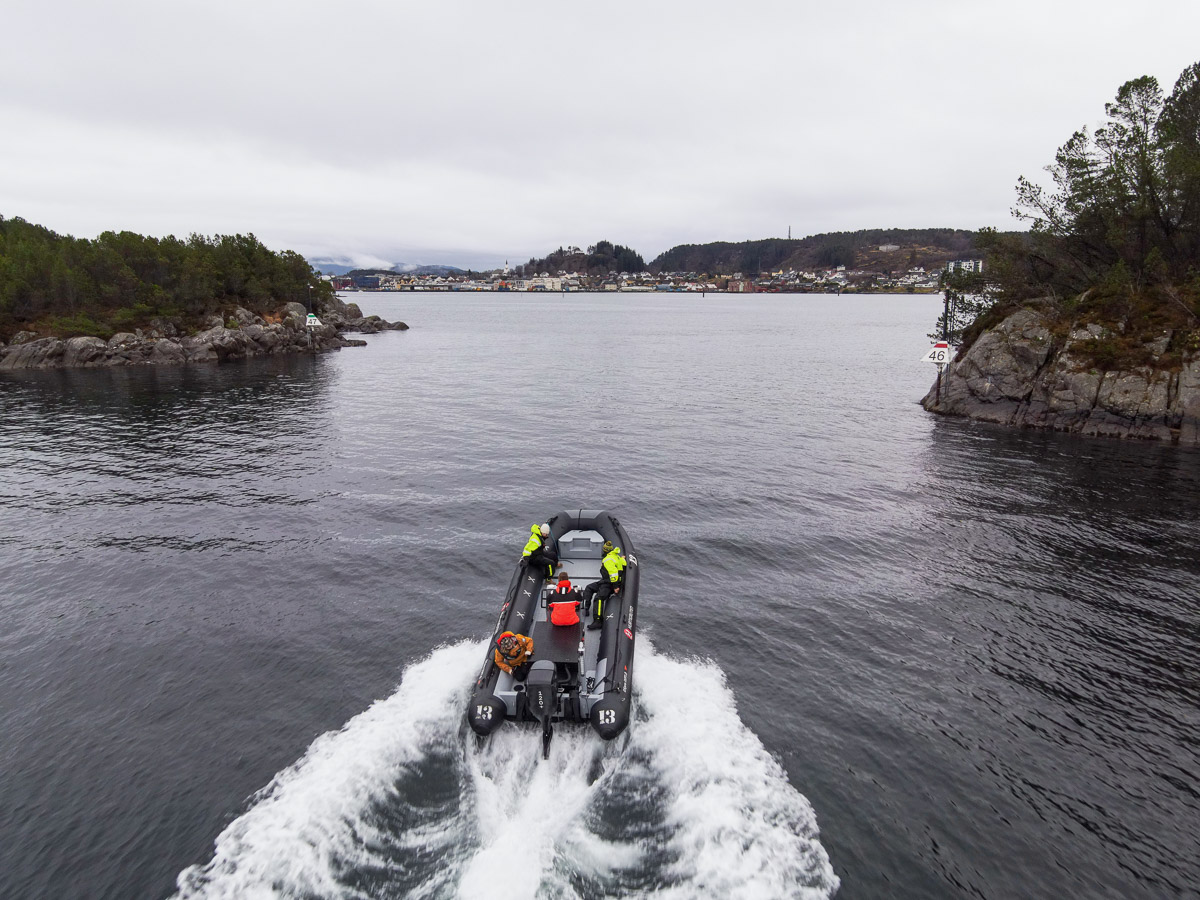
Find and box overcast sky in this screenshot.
[3,1,1199,269]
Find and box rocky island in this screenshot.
[922,60,1200,447]
[922,306,1200,445]
[0,295,406,371]
[0,218,406,371]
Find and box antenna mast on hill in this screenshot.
[788,226,791,240]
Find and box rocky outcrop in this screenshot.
[314,294,409,335]
[922,308,1200,445]
[0,300,408,371]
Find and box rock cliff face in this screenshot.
[0,296,408,371]
[922,308,1200,445]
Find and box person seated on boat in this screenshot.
[550,595,581,626]
[494,631,534,681]
[584,541,615,588]
[521,523,558,580]
[585,543,626,630]
[558,570,592,597]
[549,575,583,626]
[581,541,616,603]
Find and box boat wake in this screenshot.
[173,640,838,899]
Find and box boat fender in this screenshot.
[589,697,629,740]
[468,695,507,736]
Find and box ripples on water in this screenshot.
[1,293,1198,899]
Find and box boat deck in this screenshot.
[494,528,610,712]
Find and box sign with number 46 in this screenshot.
[922,342,952,365]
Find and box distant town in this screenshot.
[327,255,983,295]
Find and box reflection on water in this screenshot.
[914,422,1200,896]
[0,357,338,559]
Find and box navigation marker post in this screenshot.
[922,340,952,404]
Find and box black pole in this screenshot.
[942,287,950,342]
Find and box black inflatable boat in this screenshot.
[467,509,640,757]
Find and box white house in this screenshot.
[947,259,984,273]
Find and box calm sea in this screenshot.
[1,292,1197,899]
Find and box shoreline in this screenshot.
[0,300,407,372]
[922,308,1200,446]
[338,286,942,295]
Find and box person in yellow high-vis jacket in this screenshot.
[521,523,557,579]
[586,542,625,630]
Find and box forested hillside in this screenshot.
[0,217,331,340]
[649,228,992,275]
[520,240,645,276]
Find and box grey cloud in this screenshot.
[2,0,1199,266]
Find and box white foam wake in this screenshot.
[174,640,839,900]
[173,640,481,900]
[625,644,839,899]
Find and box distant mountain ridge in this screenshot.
[309,260,465,277]
[311,228,1015,280]
[649,228,1009,275]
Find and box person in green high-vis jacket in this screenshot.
[586,541,625,630]
[521,523,557,579]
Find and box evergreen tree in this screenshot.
[0,217,333,339]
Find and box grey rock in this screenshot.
[254,326,282,351]
[283,302,308,319]
[0,337,65,369]
[1172,357,1200,445]
[185,344,218,363]
[1146,331,1173,356]
[64,336,110,367]
[350,316,381,334]
[316,293,352,319]
[1095,369,1170,421]
[1069,323,1106,342]
[924,307,1200,446]
[149,318,179,337]
[150,339,185,364]
[11,331,40,345]
[233,307,260,326]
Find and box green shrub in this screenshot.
[45,313,113,340]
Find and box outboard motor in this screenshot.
[467,693,507,736]
[525,660,558,757]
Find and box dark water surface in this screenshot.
[2,293,1198,899]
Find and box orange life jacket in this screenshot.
[494,631,533,670]
[550,600,580,626]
